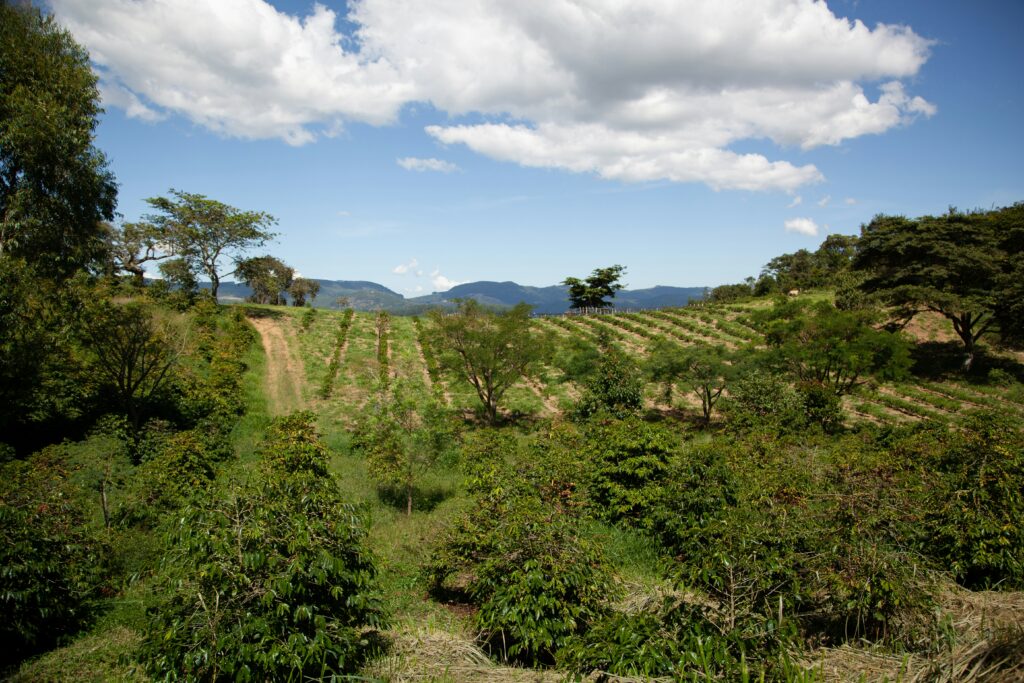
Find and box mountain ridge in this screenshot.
[207,278,706,314]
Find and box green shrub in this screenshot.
[140,412,386,680]
[723,370,805,432]
[0,450,105,666]
[558,598,776,680]
[584,417,680,528]
[427,464,612,665]
[573,347,643,420]
[300,305,317,331]
[918,411,1024,589]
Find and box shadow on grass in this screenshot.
[376,482,457,513]
[910,341,1024,382]
[238,305,287,320]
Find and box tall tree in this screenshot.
[563,264,627,309]
[234,254,293,305]
[429,300,545,423]
[0,2,117,279]
[853,209,1004,371]
[105,221,172,286]
[759,300,911,395]
[144,190,276,300]
[289,278,320,307]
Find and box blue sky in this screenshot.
[50,0,1024,294]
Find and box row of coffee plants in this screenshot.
[319,308,354,399]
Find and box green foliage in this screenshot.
[376,310,391,384]
[140,412,386,680]
[143,189,277,300]
[584,418,680,528]
[78,300,185,430]
[758,300,912,396]
[289,277,320,307]
[573,341,643,420]
[118,426,232,529]
[853,207,1016,370]
[723,370,806,433]
[563,264,627,309]
[319,308,353,399]
[914,411,1024,589]
[427,462,612,665]
[558,598,775,680]
[0,2,117,280]
[234,254,293,305]
[300,304,317,331]
[353,382,456,514]
[430,300,546,423]
[0,449,105,665]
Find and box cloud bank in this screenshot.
[397,157,458,173]
[51,0,935,191]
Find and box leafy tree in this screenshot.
[563,264,626,309]
[234,254,293,305]
[153,256,199,309]
[759,300,911,396]
[354,381,453,515]
[429,300,545,423]
[646,337,732,422]
[104,221,171,286]
[991,203,1024,346]
[853,209,1005,370]
[78,301,185,431]
[645,336,689,406]
[0,2,117,280]
[143,189,276,300]
[289,277,320,306]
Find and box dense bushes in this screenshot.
[140,412,386,680]
[427,449,611,665]
[0,450,106,665]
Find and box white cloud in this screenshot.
[787,195,803,208]
[784,217,820,236]
[430,269,463,292]
[392,257,418,274]
[844,197,858,205]
[98,78,165,122]
[397,157,459,173]
[817,194,832,207]
[336,210,351,217]
[53,0,934,190]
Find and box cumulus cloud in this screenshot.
[844,197,858,205]
[52,0,935,190]
[787,195,803,208]
[392,257,418,274]
[784,217,820,236]
[817,194,832,207]
[431,269,463,292]
[397,157,459,173]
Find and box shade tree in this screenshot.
[234,254,293,305]
[143,190,277,300]
[429,300,546,424]
[563,264,627,309]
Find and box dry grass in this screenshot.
[804,585,1024,682]
[366,626,566,682]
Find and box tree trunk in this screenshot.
[100,478,110,529]
[210,272,220,301]
[407,483,413,517]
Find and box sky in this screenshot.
[47,0,1024,295]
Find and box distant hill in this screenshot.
[409,281,706,314]
[204,279,705,314]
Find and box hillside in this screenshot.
[208,278,706,314]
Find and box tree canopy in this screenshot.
[144,190,276,300]
[429,300,546,423]
[563,265,627,309]
[852,207,1017,370]
[0,2,117,279]
[235,254,293,305]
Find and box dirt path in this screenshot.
[249,315,307,416]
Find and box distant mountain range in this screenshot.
[208,279,706,314]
